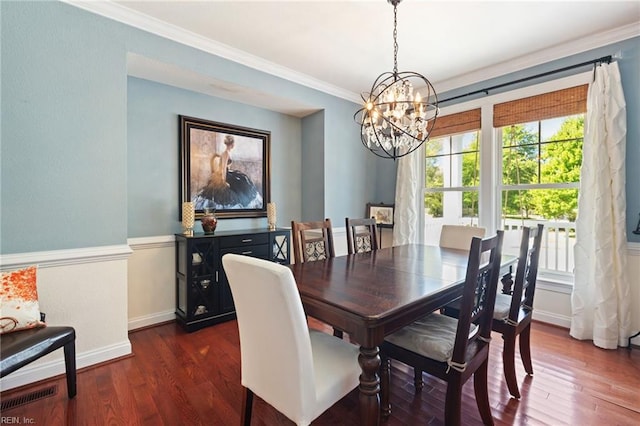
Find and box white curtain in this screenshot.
[571,62,630,349]
[393,150,421,245]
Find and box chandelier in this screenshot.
[354,0,438,159]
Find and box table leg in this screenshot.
[381,356,391,417]
[358,346,381,426]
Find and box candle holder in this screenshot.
[267,202,277,230]
[182,202,195,236]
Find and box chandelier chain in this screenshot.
[393,3,398,75]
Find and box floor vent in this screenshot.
[1,385,58,411]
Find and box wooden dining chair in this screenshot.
[291,219,335,264]
[222,254,360,426]
[381,231,504,426]
[444,224,543,399]
[290,218,342,337]
[439,224,486,251]
[345,217,378,254]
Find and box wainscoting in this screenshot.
[0,246,133,391]
[1,234,637,392]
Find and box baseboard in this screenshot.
[0,340,132,392]
[128,310,176,331]
[532,309,571,329]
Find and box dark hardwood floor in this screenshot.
[2,319,639,425]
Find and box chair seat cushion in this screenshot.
[0,326,75,377]
[493,293,512,320]
[385,313,478,362]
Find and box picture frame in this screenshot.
[366,202,395,228]
[179,115,270,219]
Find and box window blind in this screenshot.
[429,108,481,138]
[493,84,588,127]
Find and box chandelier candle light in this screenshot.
[355,0,439,159]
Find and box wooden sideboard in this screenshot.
[175,228,290,332]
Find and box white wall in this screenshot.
[127,236,176,330]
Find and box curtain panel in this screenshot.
[571,62,630,349]
[393,149,421,245]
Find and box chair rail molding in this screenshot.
[0,244,132,270]
[127,235,175,251]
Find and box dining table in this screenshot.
[289,243,516,426]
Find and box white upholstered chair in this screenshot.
[221,254,360,426]
[439,224,486,251]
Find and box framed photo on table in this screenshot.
[366,203,394,228]
[179,115,271,219]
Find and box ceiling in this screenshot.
[68,1,640,115]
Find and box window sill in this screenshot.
[537,273,573,295]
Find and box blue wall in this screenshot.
[126,77,303,236]
[1,1,375,254]
[1,1,637,255]
[300,111,325,221]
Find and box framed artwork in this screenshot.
[367,203,395,228]
[179,115,271,219]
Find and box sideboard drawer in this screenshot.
[221,244,269,259]
[219,233,269,248]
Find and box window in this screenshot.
[423,109,481,245]
[421,74,591,281]
[498,115,583,276]
[424,132,481,244]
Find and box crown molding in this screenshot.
[435,22,640,94]
[63,1,636,103]
[61,0,360,103]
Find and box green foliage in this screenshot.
[461,138,479,217]
[424,117,583,221]
[531,116,583,220]
[425,140,443,217]
[501,117,583,220]
[502,125,538,217]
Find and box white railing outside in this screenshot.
[424,217,576,275]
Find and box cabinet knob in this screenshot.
[242,251,253,255]
[241,239,252,243]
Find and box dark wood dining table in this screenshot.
[289,243,516,426]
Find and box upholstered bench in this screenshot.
[0,325,77,398]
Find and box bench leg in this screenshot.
[63,340,77,398]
